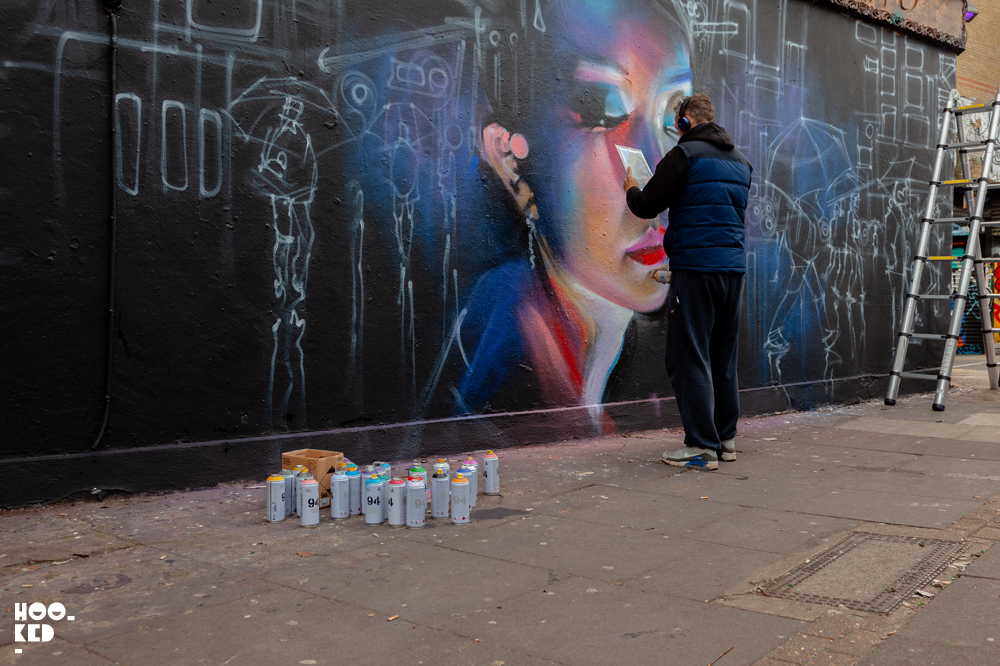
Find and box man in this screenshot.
[623,93,752,470]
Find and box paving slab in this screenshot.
[0,513,133,568]
[0,545,274,644]
[786,486,982,528]
[858,576,1000,665]
[960,543,1000,580]
[439,574,805,666]
[0,637,116,666]
[898,437,1000,461]
[441,513,704,582]
[957,413,1000,427]
[89,586,509,666]
[624,543,783,602]
[151,509,383,574]
[681,506,858,555]
[530,485,742,535]
[836,417,975,440]
[61,494,268,545]
[829,468,1000,501]
[767,427,925,453]
[260,537,551,628]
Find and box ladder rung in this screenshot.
[950,102,998,114]
[939,141,991,151]
[911,333,947,340]
[911,294,954,300]
[979,293,1000,299]
[949,182,1000,190]
[930,217,973,224]
[978,257,1000,264]
[918,256,955,261]
[984,328,1000,334]
[900,372,940,381]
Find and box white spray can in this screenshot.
[387,478,406,526]
[483,450,500,495]
[330,470,350,520]
[299,479,320,528]
[266,475,285,522]
[450,473,471,524]
[406,476,426,528]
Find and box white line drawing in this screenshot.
[185,0,263,42]
[161,100,189,192]
[198,108,222,197]
[115,92,142,196]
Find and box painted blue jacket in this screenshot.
[627,122,752,273]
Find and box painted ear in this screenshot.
[481,123,536,219]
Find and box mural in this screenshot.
[0,0,958,456]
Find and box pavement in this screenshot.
[3,357,1000,666]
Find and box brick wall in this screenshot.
[957,0,1000,100]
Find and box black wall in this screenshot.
[0,0,956,505]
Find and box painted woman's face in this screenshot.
[539,11,692,312]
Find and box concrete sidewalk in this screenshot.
[3,360,1000,666]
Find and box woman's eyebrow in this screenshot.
[573,60,625,86]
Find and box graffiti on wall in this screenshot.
[1,0,956,448]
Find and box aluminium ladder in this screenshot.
[885,86,1000,410]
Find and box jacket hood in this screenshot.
[679,122,735,150]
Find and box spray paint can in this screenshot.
[431,468,450,519]
[364,475,384,524]
[278,469,297,515]
[291,465,308,515]
[330,470,350,520]
[433,458,450,478]
[299,479,320,528]
[462,458,478,507]
[347,465,362,516]
[409,465,429,507]
[406,476,426,528]
[297,472,314,516]
[361,465,377,487]
[450,473,471,524]
[387,478,406,526]
[483,450,500,495]
[266,475,285,522]
[378,472,390,511]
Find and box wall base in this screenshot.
[1,371,890,507]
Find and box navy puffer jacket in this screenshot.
[626,122,752,273]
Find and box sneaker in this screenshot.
[720,438,736,462]
[662,446,719,470]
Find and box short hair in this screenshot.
[676,93,714,125]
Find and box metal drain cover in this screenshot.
[762,533,964,614]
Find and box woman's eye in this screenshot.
[569,84,631,129]
[659,90,686,136]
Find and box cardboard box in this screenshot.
[281,448,344,509]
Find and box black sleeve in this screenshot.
[625,146,687,219]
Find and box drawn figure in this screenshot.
[230,79,342,426]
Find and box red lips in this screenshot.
[626,246,667,266]
[625,226,667,266]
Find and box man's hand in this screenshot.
[623,166,640,194]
